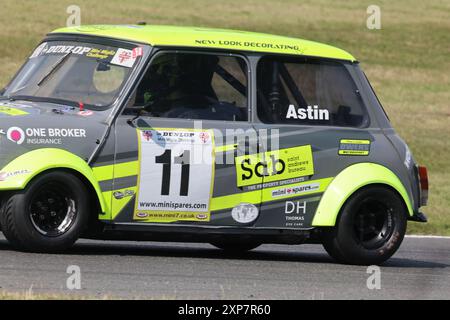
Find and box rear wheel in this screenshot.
[322,186,407,265]
[0,171,90,252]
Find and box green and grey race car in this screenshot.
[0,25,428,265]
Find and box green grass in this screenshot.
[0,0,449,235]
[0,289,175,300]
[0,290,104,300]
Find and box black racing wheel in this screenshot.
[322,186,407,265]
[0,171,90,252]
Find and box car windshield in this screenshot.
[2,40,143,109]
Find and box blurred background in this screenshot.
[0,0,448,235]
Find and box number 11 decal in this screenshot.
[155,149,190,196]
[136,129,214,221]
[175,150,190,196]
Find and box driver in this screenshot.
[138,54,218,116]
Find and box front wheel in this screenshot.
[322,186,407,265]
[0,171,90,252]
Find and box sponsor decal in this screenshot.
[243,176,306,191]
[30,42,117,61]
[2,127,87,145]
[285,201,307,215]
[77,110,94,117]
[86,48,116,60]
[134,128,215,223]
[272,183,320,198]
[231,203,259,224]
[113,189,135,200]
[286,104,329,120]
[194,39,303,53]
[136,212,149,218]
[196,213,208,220]
[285,201,307,227]
[142,130,153,141]
[135,211,208,221]
[235,145,314,188]
[0,169,31,181]
[52,106,76,114]
[30,42,48,59]
[142,130,208,144]
[199,132,210,143]
[338,139,371,156]
[43,45,92,55]
[7,127,25,145]
[132,47,144,59]
[111,48,137,68]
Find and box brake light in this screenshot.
[418,166,429,206]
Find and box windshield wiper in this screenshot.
[7,95,80,108]
[37,52,72,87]
[8,95,44,103]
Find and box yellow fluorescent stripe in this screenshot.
[92,161,139,182]
[211,177,334,211]
[94,161,138,220]
[0,106,29,116]
[92,165,114,182]
[98,191,112,220]
[114,161,139,178]
[215,144,237,153]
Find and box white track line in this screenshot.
[406,235,450,239]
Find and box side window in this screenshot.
[125,51,248,121]
[257,56,367,127]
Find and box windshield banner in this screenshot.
[29,42,141,68]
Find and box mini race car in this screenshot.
[0,25,428,265]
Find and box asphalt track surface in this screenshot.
[0,234,448,299]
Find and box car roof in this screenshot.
[50,25,356,62]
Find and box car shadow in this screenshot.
[0,238,448,269]
[381,257,449,269]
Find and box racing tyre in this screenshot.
[211,241,260,252]
[0,171,90,252]
[322,186,407,265]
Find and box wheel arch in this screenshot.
[0,148,108,215]
[312,162,413,227]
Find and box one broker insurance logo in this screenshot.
[7,127,25,145]
[4,127,87,145]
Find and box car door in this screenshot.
[251,55,373,229]
[110,50,262,226]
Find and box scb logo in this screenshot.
[240,155,285,180]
